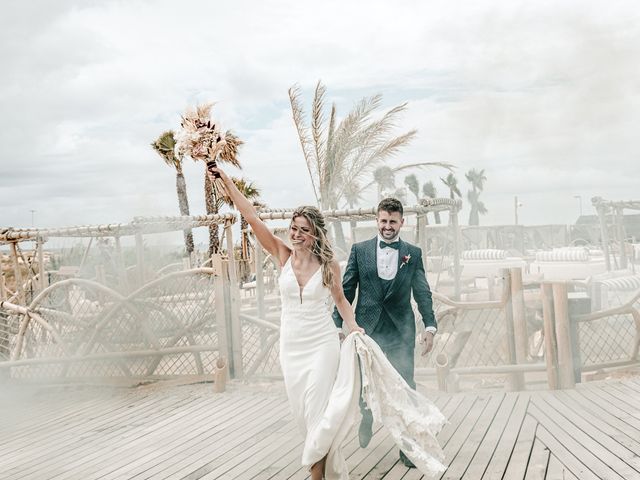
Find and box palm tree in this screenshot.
[289,82,421,248]
[422,181,442,224]
[151,130,194,256]
[465,168,488,226]
[225,177,261,282]
[373,166,396,200]
[467,190,488,226]
[404,174,420,203]
[203,132,244,257]
[441,173,462,200]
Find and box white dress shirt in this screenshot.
[377,234,399,280]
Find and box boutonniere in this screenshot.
[400,254,411,269]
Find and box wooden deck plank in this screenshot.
[555,390,640,457]
[454,393,518,480]
[0,387,140,450]
[161,398,293,480]
[534,426,600,480]
[2,377,640,480]
[529,403,628,480]
[523,438,549,480]
[439,393,505,479]
[500,413,538,480]
[545,454,578,480]
[579,386,640,431]
[539,393,640,473]
[5,388,187,478]
[480,393,530,480]
[32,392,218,480]
[34,390,211,479]
[98,394,272,479]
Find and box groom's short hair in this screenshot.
[377,197,403,217]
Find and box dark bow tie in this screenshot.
[379,240,399,250]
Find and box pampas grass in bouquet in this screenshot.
[175,103,243,202]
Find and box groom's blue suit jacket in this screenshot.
[333,237,436,345]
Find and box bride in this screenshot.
[208,166,364,479]
[207,166,446,479]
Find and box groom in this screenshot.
[333,197,437,468]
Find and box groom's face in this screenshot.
[376,210,404,241]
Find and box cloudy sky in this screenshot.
[1,0,639,233]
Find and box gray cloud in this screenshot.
[1,0,639,231]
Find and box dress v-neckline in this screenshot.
[287,255,322,301]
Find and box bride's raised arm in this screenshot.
[207,166,290,266]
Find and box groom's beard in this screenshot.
[379,229,399,241]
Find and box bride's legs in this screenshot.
[310,455,327,480]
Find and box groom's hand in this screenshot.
[420,331,434,356]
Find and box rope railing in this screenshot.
[255,199,462,221]
[0,213,237,242]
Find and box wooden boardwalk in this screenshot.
[1,377,640,480]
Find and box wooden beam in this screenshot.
[552,282,576,389]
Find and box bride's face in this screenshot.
[289,216,315,251]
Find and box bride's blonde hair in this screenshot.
[291,206,334,288]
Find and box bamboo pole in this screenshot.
[0,275,6,302]
[9,242,25,305]
[510,267,528,366]
[552,282,576,388]
[224,221,243,378]
[254,239,266,321]
[213,357,227,393]
[417,215,428,271]
[0,344,220,369]
[37,236,46,292]
[502,269,524,390]
[541,282,559,389]
[596,205,611,271]
[435,353,450,392]
[616,207,628,269]
[450,209,462,300]
[211,254,230,372]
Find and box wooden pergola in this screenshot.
[591,197,640,271]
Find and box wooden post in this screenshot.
[224,221,243,378]
[135,231,145,285]
[417,214,428,271]
[596,205,611,271]
[0,275,6,302]
[552,282,576,389]
[510,267,528,366]
[254,237,266,320]
[435,353,450,392]
[9,242,25,304]
[450,209,462,300]
[616,207,628,269]
[502,268,524,390]
[37,236,46,292]
[213,357,227,393]
[212,254,231,373]
[541,282,559,389]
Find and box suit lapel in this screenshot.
[363,238,384,299]
[384,239,409,301]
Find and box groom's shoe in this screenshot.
[358,414,373,448]
[399,451,416,468]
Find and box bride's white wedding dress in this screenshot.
[279,256,447,479]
